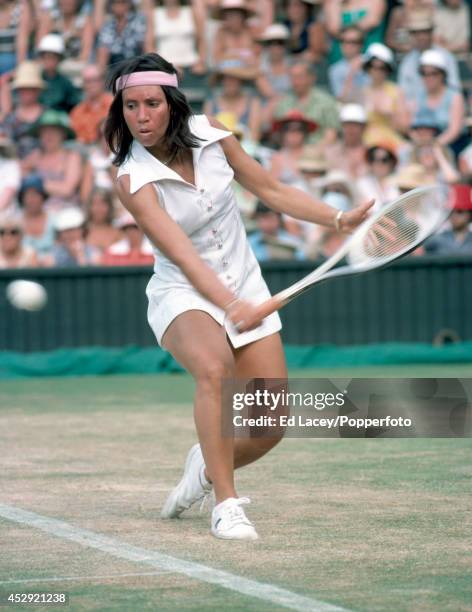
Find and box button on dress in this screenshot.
[117,114,282,349]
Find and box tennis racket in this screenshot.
[254,185,450,320]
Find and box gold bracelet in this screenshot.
[334,210,344,233]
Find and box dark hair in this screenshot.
[363,58,393,75]
[18,173,48,206]
[366,146,398,165]
[253,200,280,218]
[87,188,115,225]
[104,53,203,166]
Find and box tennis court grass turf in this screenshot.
[0,373,471,612]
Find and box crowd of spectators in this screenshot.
[1,0,472,270]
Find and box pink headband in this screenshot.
[116,71,179,92]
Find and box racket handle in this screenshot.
[254,295,286,320]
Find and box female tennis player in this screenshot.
[105,53,373,541]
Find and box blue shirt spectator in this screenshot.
[248,202,306,262]
[397,12,460,103]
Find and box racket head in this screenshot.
[346,185,450,270]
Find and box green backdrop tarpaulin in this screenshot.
[1,343,472,379]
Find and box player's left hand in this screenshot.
[339,199,375,233]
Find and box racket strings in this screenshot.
[349,191,443,266]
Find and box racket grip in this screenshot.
[255,295,286,320]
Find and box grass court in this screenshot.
[1,368,471,611]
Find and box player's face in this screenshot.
[122,86,170,148]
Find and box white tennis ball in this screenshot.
[6,280,47,312]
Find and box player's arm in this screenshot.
[116,176,236,310]
[208,117,373,232]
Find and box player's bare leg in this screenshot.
[161,310,237,504]
[230,332,287,469]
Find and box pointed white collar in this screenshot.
[118,115,231,194]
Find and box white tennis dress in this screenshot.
[117,114,282,349]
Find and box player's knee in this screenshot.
[196,355,235,387]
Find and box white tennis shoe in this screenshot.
[211,497,258,540]
[161,444,212,518]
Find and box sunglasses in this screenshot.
[420,70,442,77]
[341,38,363,45]
[283,122,305,132]
[368,62,389,72]
[371,156,392,164]
[0,228,21,236]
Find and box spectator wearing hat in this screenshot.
[280,145,329,247]
[22,110,83,212]
[355,143,400,210]
[412,49,465,149]
[284,0,328,62]
[47,206,100,267]
[204,56,262,142]
[270,110,317,188]
[319,170,356,212]
[0,134,20,215]
[404,108,460,183]
[37,34,81,112]
[0,0,33,75]
[69,65,113,146]
[212,0,258,65]
[256,24,293,101]
[85,188,122,253]
[145,0,207,76]
[328,26,370,103]
[248,201,306,262]
[325,103,368,179]
[458,115,472,179]
[36,0,94,86]
[385,2,435,56]
[302,169,356,259]
[274,60,340,146]
[101,211,154,266]
[361,43,410,147]
[425,184,472,254]
[96,0,150,71]
[18,174,56,258]
[0,61,45,160]
[433,0,470,55]
[398,9,461,103]
[409,107,442,148]
[0,216,38,269]
[324,0,387,64]
[393,163,432,195]
[409,139,461,185]
[297,144,328,199]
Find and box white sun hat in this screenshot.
[362,43,395,70]
[54,207,85,232]
[419,49,448,72]
[340,104,367,124]
[37,33,65,56]
[257,23,290,42]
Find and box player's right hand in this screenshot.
[224,298,263,333]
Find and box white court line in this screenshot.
[0,503,349,612]
[0,571,171,585]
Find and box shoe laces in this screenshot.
[199,490,214,513]
[226,497,252,525]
